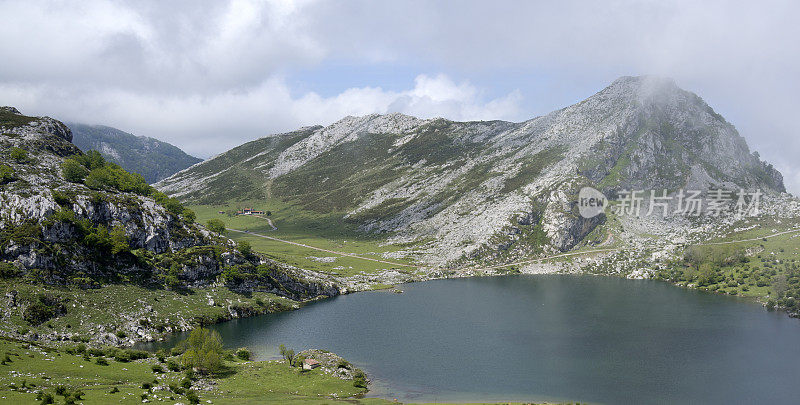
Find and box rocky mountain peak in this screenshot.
[1,106,21,114]
[584,75,701,113]
[330,112,431,135]
[0,106,73,144]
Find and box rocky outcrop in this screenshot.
[0,108,340,302]
[296,349,368,381]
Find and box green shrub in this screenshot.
[206,219,226,235]
[0,262,19,278]
[237,241,252,257]
[109,225,130,255]
[235,347,251,360]
[152,191,185,215]
[167,359,181,371]
[113,351,131,362]
[124,349,149,360]
[151,364,164,373]
[86,348,103,357]
[353,369,367,388]
[73,150,106,170]
[36,392,54,404]
[0,163,16,184]
[84,163,150,194]
[8,147,28,162]
[23,294,66,326]
[95,357,108,366]
[62,150,153,195]
[61,159,88,183]
[186,389,200,405]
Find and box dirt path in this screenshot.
[253,215,277,231]
[226,228,416,268]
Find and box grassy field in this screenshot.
[0,337,391,404]
[208,360,388,404]
[190,203,420,277]
[656,218,800,304]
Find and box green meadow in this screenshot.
[190,203,421,277]
[0,337,390,404]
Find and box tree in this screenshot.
[771,274,788,297]
[179,328,224,374]
[74,150,106,170]
[109,225,129,255]
[237,241,252,257]
[697,262,718,286]
[183,208,196,223]
[61,160,88,183]
[206,219,226,235]
[278,344,294,367]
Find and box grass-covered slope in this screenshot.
[0,337,386,404]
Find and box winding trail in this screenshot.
[253,215,278,231]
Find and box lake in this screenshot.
[141,275,800,404]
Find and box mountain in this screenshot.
[156,76,786,266]
[0,106,336,302]
[66,123,202,183]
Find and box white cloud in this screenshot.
[0,74,523,157]
[1,0,799,192]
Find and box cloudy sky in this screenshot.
[1,0,799,193]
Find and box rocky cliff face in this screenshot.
[156,76,786,267]
[1,107,337,300]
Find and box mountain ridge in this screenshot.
[156,76,786,266]
[66,122,202,183]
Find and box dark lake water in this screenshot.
[141,275,800,404]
